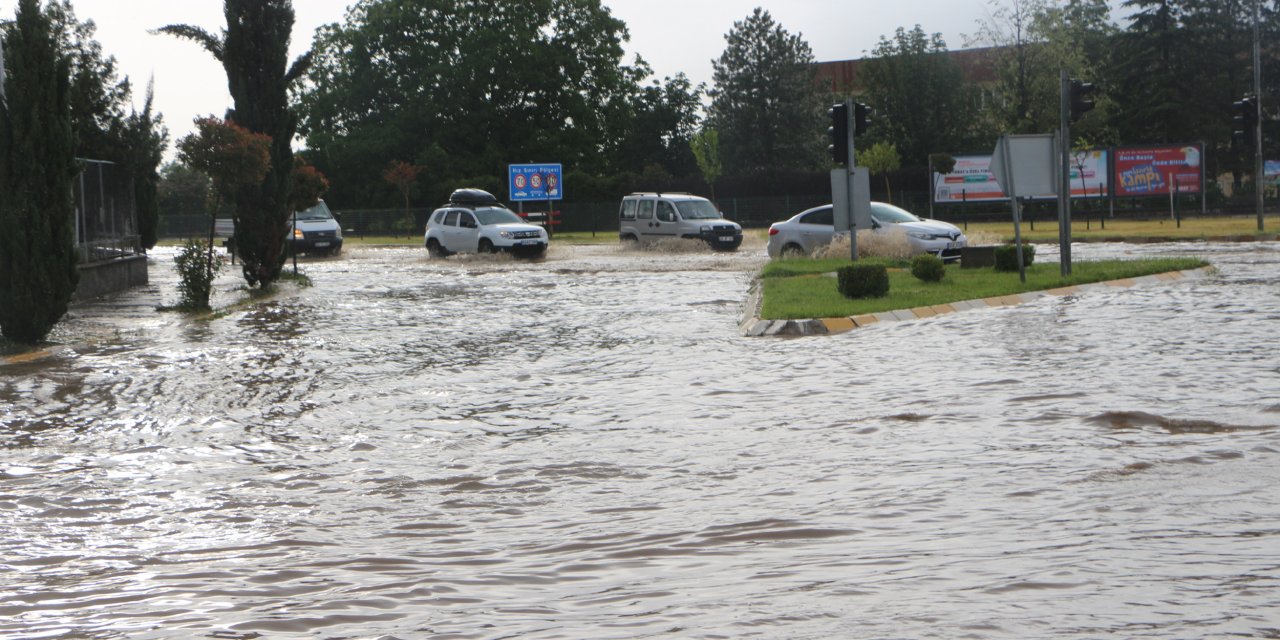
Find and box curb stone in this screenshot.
[740,266,1213,338]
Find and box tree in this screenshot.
[610,74,704,176]
[298,0,643,207]
[860,26,981,165]
[175,116,272,308]
[690,128,723,201]
[707,8,825,175]
[157,0,312,287]
[158,161,214,218]
[861,142,902,203]
[382,160,421,234]
[122,79,167,250]
[0,0,80,344]
[290,155,329,214]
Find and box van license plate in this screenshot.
[718,236,734,242]
[315,241,330,248]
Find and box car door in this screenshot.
[636,198,658,241]
[439,210,461,250]
[651,200,680,239]
[798,206,835,253]
[455,211,481,252]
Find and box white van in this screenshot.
[288,200,343,256]
[618,193,742,251]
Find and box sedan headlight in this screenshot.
[907,231,934,240]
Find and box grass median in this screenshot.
[759,256,1210,320]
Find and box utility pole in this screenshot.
[1059,70,1072,277]
[1254,0,1265,231]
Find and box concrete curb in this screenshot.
[740,266,1214,338]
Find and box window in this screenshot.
[620,199,638,220]
[637,200,654,220]
[801,208,833,226]
[657,201,677,222]
[459,212,477,228]
[444,211,459,226]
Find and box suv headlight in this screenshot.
[499,231,514,239]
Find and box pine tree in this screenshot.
[0,0,80,345]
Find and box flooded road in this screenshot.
[2,239,1279,639]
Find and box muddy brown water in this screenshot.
[2,239,1279,639]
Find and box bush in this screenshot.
[837,264,890,299]
[994,244,1036,272]
[910,253,945,282]
[173,238,224,311]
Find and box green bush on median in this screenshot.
[910,254,945,282]
[837,264,890,299]
[994,244,1036,272]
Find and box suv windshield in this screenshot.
[475,208,524,225]
[675,200,722,220]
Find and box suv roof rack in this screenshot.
[449,188,499,206]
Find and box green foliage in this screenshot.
[690,128,722,200]
[860,26,985,165]
[159,0,311,288]
[707,8,825,175]
[837,264,890,299]
[861,142,901,202]
[290,155,328,213]
[994,244,1036,272]
[297,0,646,207]
[172,238,223,311]
[910,253,946,282]
[0,0,80,344]
[158,161,214,216]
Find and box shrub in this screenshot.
[994,244,1036,272]
[837,264,890,299]
[173,238,224,311]
[910,253,946,282]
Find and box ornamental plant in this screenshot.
[837,264,890,299]
[994,244,1036,272]
[910,253,946,282]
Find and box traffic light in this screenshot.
[854,102,870,137]
[1069,80,1096,122]
[1233,95,1257,148]
[828,102,849,165]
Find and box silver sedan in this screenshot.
[766,202,967,260]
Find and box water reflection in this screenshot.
[1,241,1278,638]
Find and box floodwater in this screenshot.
[2,238,1279,639]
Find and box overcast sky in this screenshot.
[2,0,1132,156]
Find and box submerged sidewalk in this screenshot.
[739,266,1214,337]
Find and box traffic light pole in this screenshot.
[1254,0,1265,231]
[1058,70,1072,277]
[846,99,858,261]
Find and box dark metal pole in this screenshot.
[1254,0,1265,231]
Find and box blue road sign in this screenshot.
[509,163,563,201]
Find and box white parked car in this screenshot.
[424,189,548,258]
[766,202,967,261]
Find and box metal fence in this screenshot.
[74,159,138,262]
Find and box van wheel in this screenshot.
[478,239,495,253]
[620,234,639,244]
[426,238,447,258]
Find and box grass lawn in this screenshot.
[760,256,1210,320]
[953,213,1279,243]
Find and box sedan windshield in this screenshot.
[475,208,525,225]
[675,200,722,220]
[870,202,921,224]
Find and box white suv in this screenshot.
[424,189,549,258]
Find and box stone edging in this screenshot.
[739,266,1214,338]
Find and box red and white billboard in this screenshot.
[1113,145,1202,197]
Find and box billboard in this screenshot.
[1266,160,1280,179]
[1113,145,1202,197]
[508,163,563,201]
[933,150,1108,203]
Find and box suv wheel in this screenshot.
[426,238,448,258]
[478,238,495,254]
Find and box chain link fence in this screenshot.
[75,159,138,262]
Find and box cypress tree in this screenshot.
[158,0,310,287]
[0,0,80,345]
